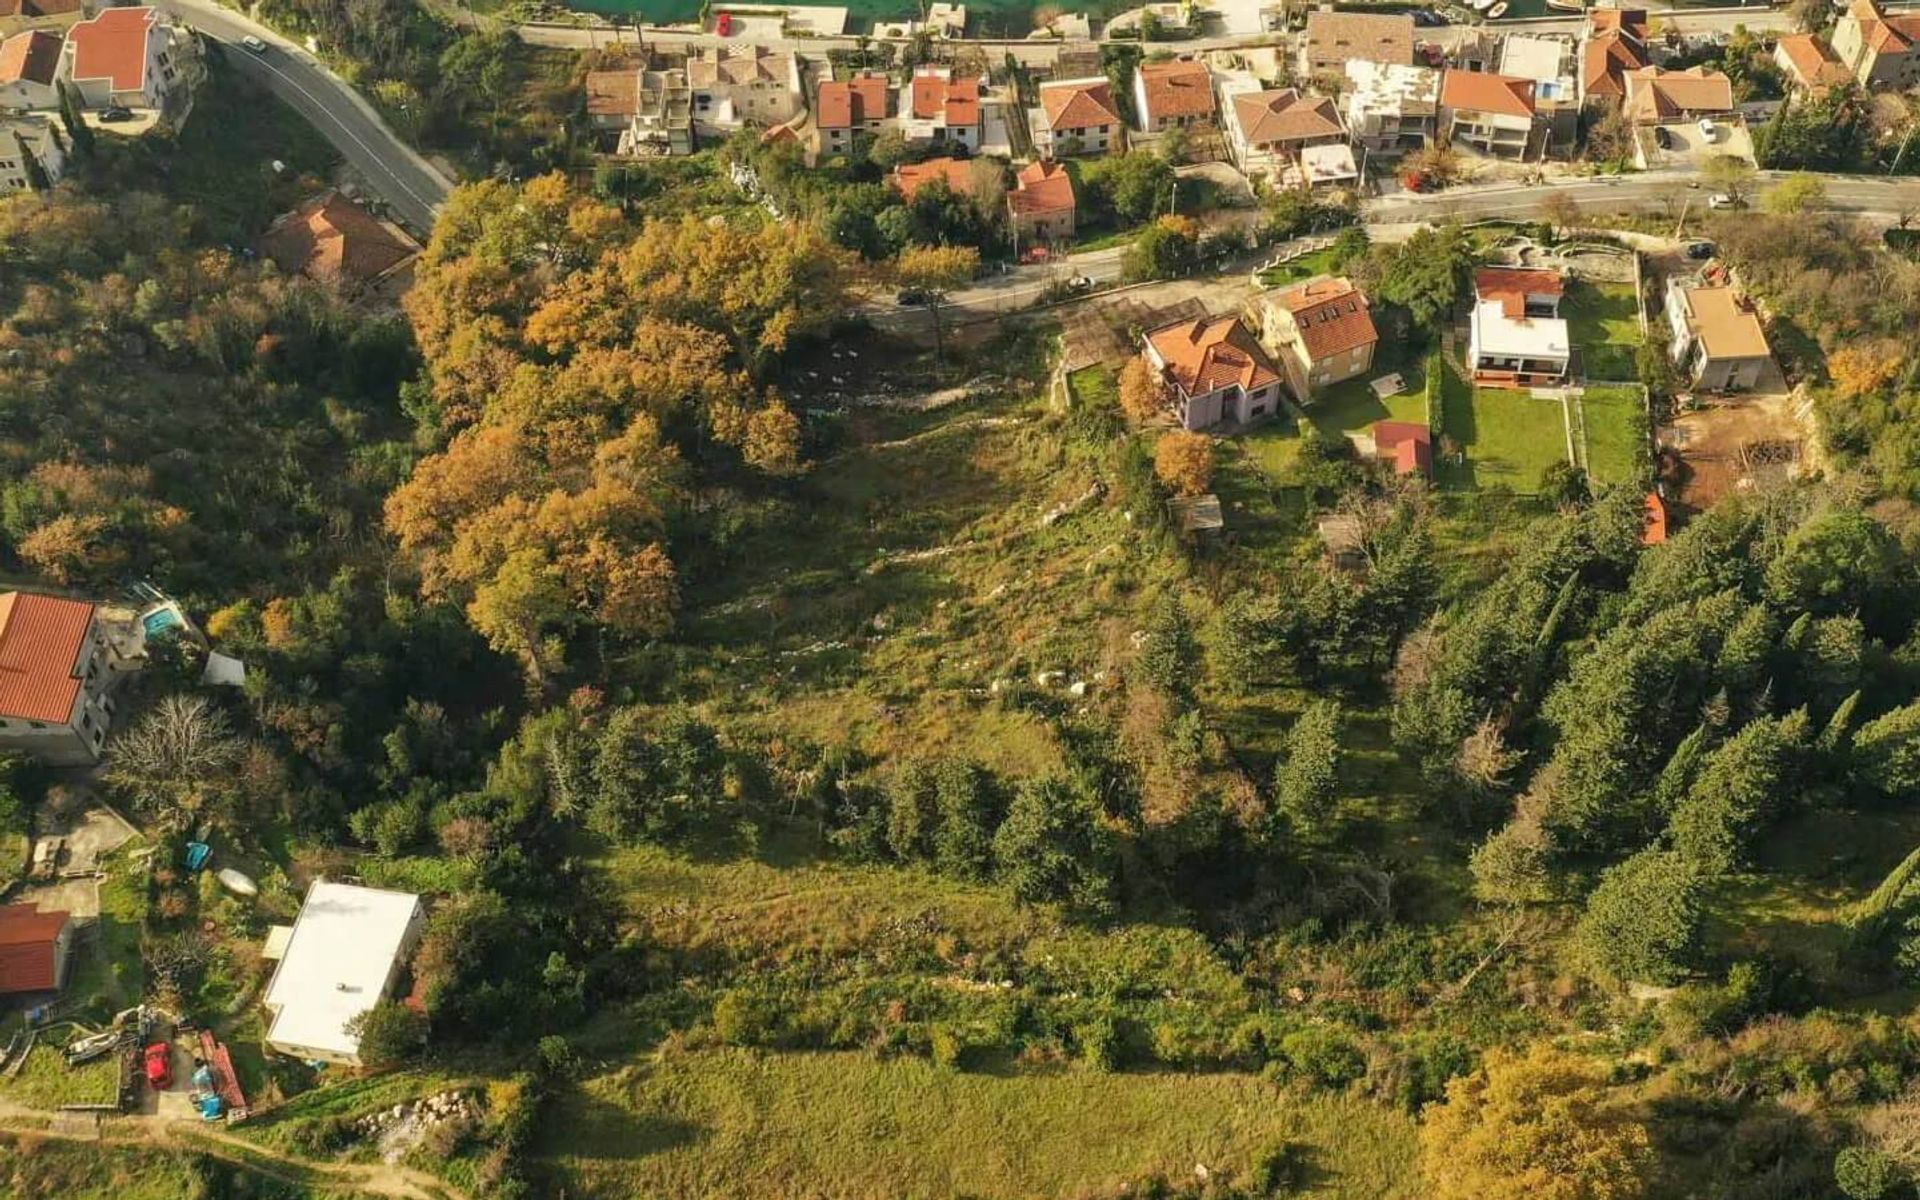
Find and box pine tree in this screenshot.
[57,82,93,158]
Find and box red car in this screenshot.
[716,11,733,35]
[144,1042,172,1089]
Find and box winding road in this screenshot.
[152,0,454,232]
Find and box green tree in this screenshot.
[991,775,1119,916]
[1702,153,1758,204]
[343,1000,427,1069]
[885,759,938,862]
[1834,1147,1899,1200]
[1274,700,1344,838]
[1853,701,1920,802]
[1577,849,1707,984]
[1764,508,1910,637]
[56,81,93,157]
[1121,214,1201,282]
[933,759,1000,880]
[1136,595,1200,706]
[1372,223,1473,328]
[1762,171,1828,214]
[1667,710,1809,874]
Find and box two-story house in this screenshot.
[1833,0,1920,90]
[1032,76,1124,157]
[0,29,60,109]
[1132,57,1214,135]
[1468,266,1570,386]
[1344,60,1439,154]
[814,70,891,158]
[902,65,984,152]
[1297,10,1414,81]
[1440,69,1539,159]
[60,6,202,124]
[686,45,803,136]
[585,65,693,156]
[1142,313,1285,430]
[1008,158,1075,246]
[1219,83,1348,181]
[1773,33,1851,93]
[0,591,119,766]
[1255,276,1380,402]
[1666,278,1773,391]
[0,109,65,193]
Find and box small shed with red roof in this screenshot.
[0,904,72,994]
[1371,420,1433,477]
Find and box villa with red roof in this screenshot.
[902,66,984,152]
[1579,8,1649,104]
[1440,69,1540,158]
[1833,0,1920,88]
[1032,76,1124,158]
[1008,158,1074,245]
[1132,58,1215,134]
[1773,33,1852,92]
[59,5,203,123]
[0,905,72,995]
[0,591,117,765]
[1218,82,1350,181]
[0,28,60,109]
[1255,276,1381,401]
[890,155,977,201]
[814,70,891,158]
[259,189,421,294]
[1142,313,1285,431]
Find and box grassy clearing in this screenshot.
[0,1135,344,1200]
[1257,246,1339,289]
[1579,386,1649,487]
[1433,359,1569,493]
[0,1041,118,1109]
[1241,350,1429,481]
[1565,280,1643,383]
[548,1047,1418,1200]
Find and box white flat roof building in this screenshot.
[263,880,425,1066]
[1469,300,1571,385]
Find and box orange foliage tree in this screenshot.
[1153,430,1215,497]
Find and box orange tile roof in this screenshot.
[1774,33,1852,88]
[1623,66,1733,121]
[260,191,418,285]
[0,30,59,86]
[1441,69,1537,119]
[1270,276,1379,362]
[892,156,976,200]
[1851,0,1920,53]
[1231,88,1344,145]
[0,591,92,725]
[1040,78,1123,130]
[1473,266,1564,318]
[1146,315,1281,397]
[817,71,889,129]
[1303,10,1415,66]
[1373,420,1431,476]
[64,5,156,94]
[584,69,640,117]
[1009,158,1074,216]
[1643,492,1668,545]
[1581,26,1649,98]
[0,905,69,994]
[1136,59,1215,122]
[910,71,981,126]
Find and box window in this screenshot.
[28,721,43,730]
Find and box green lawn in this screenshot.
[1067,365,1118,410]
[1256,246,1339,290]
[1241,354,1429,482]
[1434,361,1570,493]
[1579,386,1649,487]
[548,1047,1419,1200]
[1564,280,1643,383]
[0,1041,119,1109]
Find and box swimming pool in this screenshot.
[142,606,184,638]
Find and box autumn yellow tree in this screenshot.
[1830,343,1904,398]
[1119,357,1170,424]
[896,243,980,365]
[1154,430,1215,497]
[1420,1044,1653,1200]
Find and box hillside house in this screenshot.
[1007,158,1075,245]
[1132,57,1214,134]
[903,66,984,151]
[1344,60,1439,153]
[1440,69,1540,159]
[891,154,977,201]
[1579,7,1650,104]
[584,65,693,156]
[1666,278,1772,391]
[1031,76,1124,157]
[1142,313,1284,430]
[1220,83,1347,181]
[1773,33,1851,92]
[686,45,803,135]
[1255,275,1380,401]
[1468,267,1570,386]
[1498,33,1577,150]
[259,190,420,295]
[1833,0,1920,89]
[0,109,64,193]
[0,591,119,766]
[262,881,426,1066]
[60,6,202,124]
[0,905,71,995]
[1622,65,1735,124]
[0,29,60,108]
[814,70,891,157]
[1298,10,1414,80]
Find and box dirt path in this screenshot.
[0,1099,469,1200]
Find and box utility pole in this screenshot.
[1892,118,1917,176]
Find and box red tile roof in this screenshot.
[817,71,889,130]
[1588,7,1649,37]
[0,592,92,725]
[1442,70,1537,119]
[1643,492,1668,545]
[1373,420,1432,476]
[65,6,157,94]
[259,191,418,285]
[1774,33,1852,88]
[1623,65,1734,122]
[1302,10,1416,66]
[1473,266,1564,318]
[0,30,61,87]
[1009,158,1074,216]
[1231,88,1344,145]
[1146,315,1282,397]
[584,69,640,117]
[1581,23,1650,99]
[1136,59,1215,122]
[0,905,68,994]
[1270,276,1379,362]
[892,155,976,200]
[910,70,981,127]
[1040,78,1123,131]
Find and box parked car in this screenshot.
[1685,241,1715,260]
[1707,193,1737,210]
[99,106,133,123]
[716,10,733,34]
[1698,117,1718,140]
[240,34,267,53]
[1065,274,1095,292]
[895,288,930,307]
[144,1042,172,1090]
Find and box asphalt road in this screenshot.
[153,0,453,232]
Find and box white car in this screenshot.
[1698,117,1718,140]
[1707,193,1736,210]
[240,34,268,53]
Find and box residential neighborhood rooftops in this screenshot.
[1231,87,1344,144]
[0,29,60,85]
[1676,283,1771,359]
[1302,10,1415,67]
[1582,9,1651,99]
[259,190,418,286]
[263,880,422,1061]
[910,69,981,125]
[1146,314,1281,396]
[0,591,92,725]
[1270,276,1379,361]
[64,5,158,94]
[585,69,641,116]
[1440,69,1537,119]
[1039,76,1123,130]
[687,45,794,87]
[0,905,68,994]
[1009,158,1074,215]
[1135,58,1215,121]
[892,155,977,200]
[1623,66,1734,121]
[1774,33,1851,88]
[1345,59,1440,110]
[1849,0,1920,53]
[1474,266,1565,318]
[816,71,889,128]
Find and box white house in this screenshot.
[60,6,203,122]
[0,29,61,109]
[1218,78,1348,181]
[902,65,984,152]
[1666,278,1773,391]
[1031,76,1124,157]
[1344,60,1439,154]
[1440,69,1539,159]
[0,109,64,193]
[1468,268,1571,387]
[685,45,803,136]
[263,881,427,1066]
[585,66,693,157]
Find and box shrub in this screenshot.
[712,988,777,1047]
[1279,1027,1366,1090]
[1077,1016,1121,1072]
[1249,1139,1309,1195]
[1835,1146,1900,1200]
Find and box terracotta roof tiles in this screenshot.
[1136,58,1215,122]
[891,155,977,200]
[1039,77,1123,131]
[817,71,889,129]
[1231,88,1344,145]
[1147,315,1281,397]
[1271,277,1380,362]
[1009,158,1074,216]
[259,191,418,285]
[0,592,91,725]
[1441,69,1537,119]
[64,6,157,94]
[0,30,60,86]
[0,905,68,994]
